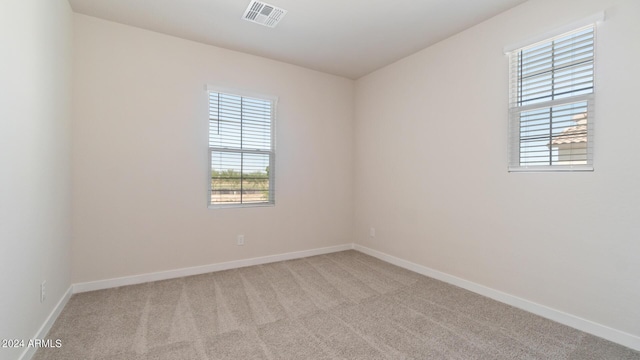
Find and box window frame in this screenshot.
[207,86,277,208]
[505,13,604,173]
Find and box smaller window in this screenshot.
[208,88,276,207]
[508,24,596,172]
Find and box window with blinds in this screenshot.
[508,24,596,172]
[208,88,275,207]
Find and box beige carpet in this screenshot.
[34,250,640,359]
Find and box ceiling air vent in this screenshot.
[242,0,287,28]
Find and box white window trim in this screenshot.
[206,85,278,105]
[206,85,277,208]
[506,14,604,173]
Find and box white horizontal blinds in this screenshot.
[209,91,274,206]
[519,101,591,166]
[209,93,272,151]
[517,27,594,106]
[509,25,595,171]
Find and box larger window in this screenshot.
[208,88,275,207]
[508,24,596,171]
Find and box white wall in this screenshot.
[4,0,638,355]
[72,14,354,283]
[0,0,73,359]
[354,0,640,341]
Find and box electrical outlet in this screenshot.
[237,234,245,246]
[370,227,376,237]
[40,281,46,303]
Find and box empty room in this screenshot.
[2,0,640,359]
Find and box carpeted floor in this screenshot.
[34,250,640,359]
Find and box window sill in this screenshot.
[508,165,594,173]
[208,202,275,209]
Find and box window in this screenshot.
[508,23,597,172]
[208,87,275,207]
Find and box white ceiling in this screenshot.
[68,0,527,79]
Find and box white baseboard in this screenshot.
[24,242,639,360]
[19,286,73,360]
[353,244,640,352]
[73,243,354,293]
